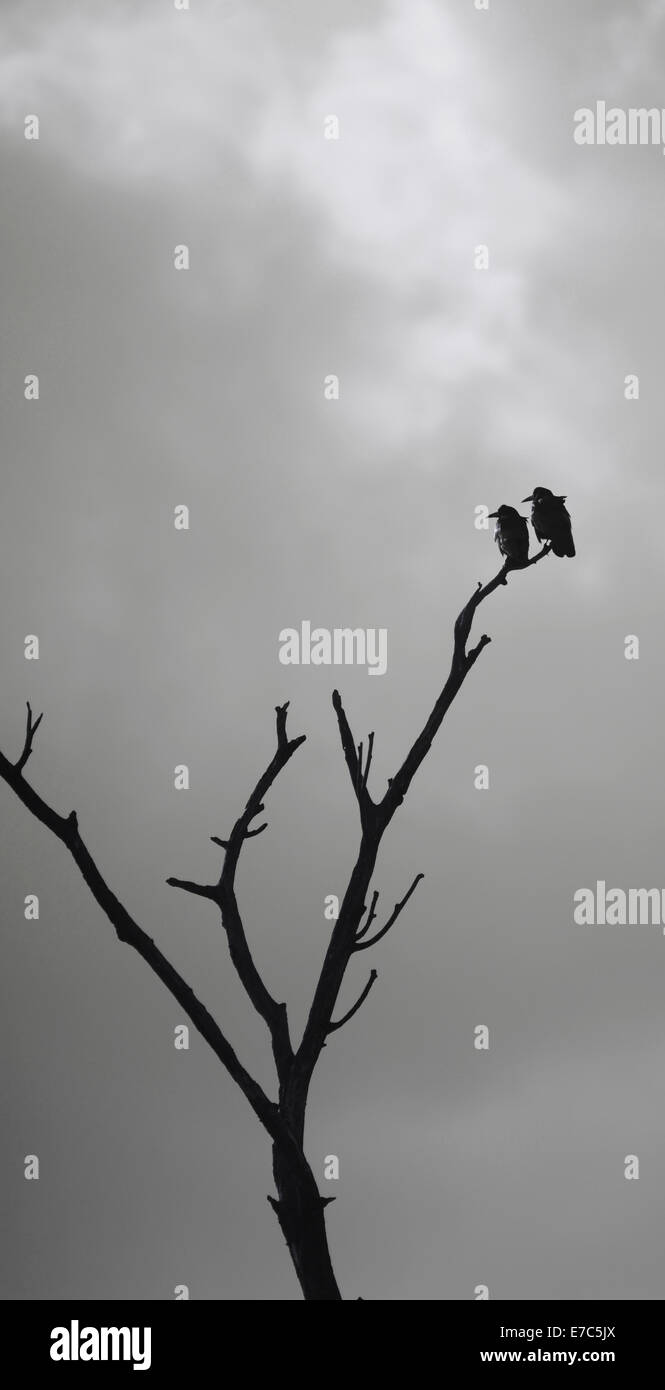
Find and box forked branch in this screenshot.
[0,723,286,1145]
[167,700,305,1081]
[15,702,44,773]
[356,889,380,942]
[354,874,424,951]
[332,690,376,828]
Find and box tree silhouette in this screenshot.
[0,543,551,1300]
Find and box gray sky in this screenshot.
[2,0,665,1300]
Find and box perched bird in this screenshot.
[488,504,530,566]
[522,487,575,557]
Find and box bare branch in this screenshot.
[222,709,306,871]
[528,542,552,565]
[354,874,424,951]
[15,702,44,774]
[466,633,492,669]
[166,877,219,901]
[328,970,378,1033]
[208,701,307,1081]
[211,809,267,851]
[332,688,361,789]
[0,725,286,1144]
[167,702,306,1085]
[453,545,551,672]
[382,548,552,826]
[332,690,375,826]
[356,889,379,942]
[361,732,375,792]
[275,700,293,749]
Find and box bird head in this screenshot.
[489,504,519,519]
[522,486,568,503]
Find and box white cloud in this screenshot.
[1,0,643,487]
[0,0,573,457]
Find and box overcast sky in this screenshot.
[2,0,665,1301]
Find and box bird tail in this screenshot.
[552,537,576,558]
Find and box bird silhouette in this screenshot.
[522,487,575,558]
[488,505,530,566]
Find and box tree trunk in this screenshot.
[270,1141,342,1300]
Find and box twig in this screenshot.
[332,690,375,827]
[166,878,219,901]
[361,732,375,792]
[354,874,424,951]
[328,970,378,1033]
[168,700,306,1082]
[356,889,380,942]
[15,702,44,774]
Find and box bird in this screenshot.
[488,505,530,566]
[522,487,575,557]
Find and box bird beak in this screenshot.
[488,511,498,518]
[521,495,533,503]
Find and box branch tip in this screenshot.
[275,701,291,747]
[15,701,45,773]
[356,889,380,941]
[361,731,375,791]
[328,968,378,1034]
[167,877,218,901]
[246,821,268,838]
[355,873,424,951]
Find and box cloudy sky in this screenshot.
[2,0,665,1301]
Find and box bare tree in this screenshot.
[0,545,551,1301]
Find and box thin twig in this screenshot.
[356,889,380,942]
[361,732,375,792]
[15,702,44,774]
[328,970,378,1033]
[355,874,424,951]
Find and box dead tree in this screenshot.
[0,545,551,1300]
